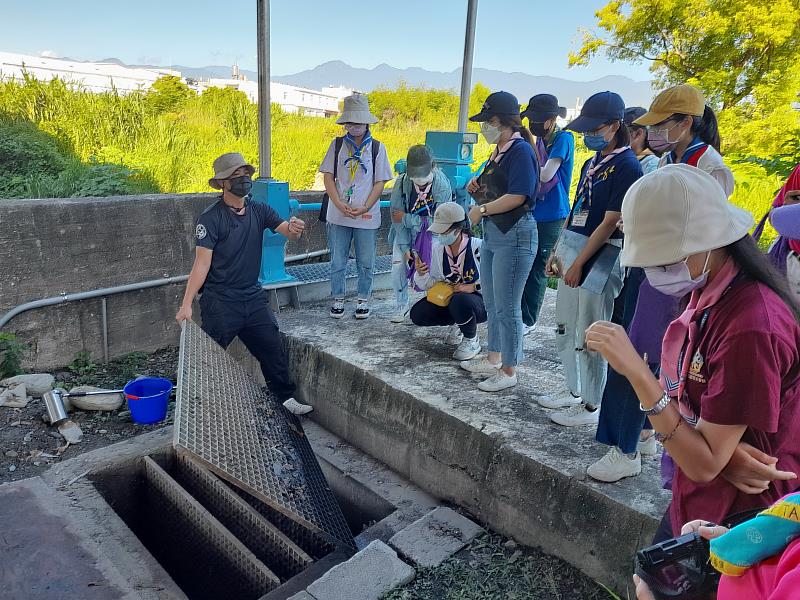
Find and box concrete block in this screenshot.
[306,540,414,600]
[389,506,484,568]
[287,592,316,600]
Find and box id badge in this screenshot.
[572,211,589,228]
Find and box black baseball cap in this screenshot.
[565,91,626,133]
[624,107,648,127]
[406,145,434,179]
[469,91,520,122]
[521,94,567,121]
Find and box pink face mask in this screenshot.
[644,252,710,297]
[344,123,367,137]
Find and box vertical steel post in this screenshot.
[457,0,479,132]
[100,297,109,364]
[256,0,271,178]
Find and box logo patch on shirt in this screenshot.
[688,349,707,384]
[195,224,207,240]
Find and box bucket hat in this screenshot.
[634,84,705,126]
[621,164,754,267]
[428,202,466,234]
[336,93,378,124]
[565,91,625,133]
[209,152,255,189]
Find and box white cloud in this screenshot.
[39,50,60,58]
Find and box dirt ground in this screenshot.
[0,347,178,484]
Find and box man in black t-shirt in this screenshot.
[175,152,312,416]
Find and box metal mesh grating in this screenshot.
[143,456,280,598]
[175,321,355,551]
[284,254,392,285]
[175,452,313,581]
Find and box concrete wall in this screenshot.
[0,191,391,369]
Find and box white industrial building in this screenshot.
[0,51,180,94]
[0,52,350,117]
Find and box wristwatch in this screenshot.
[640,391,671,416]
[479,204,488,215]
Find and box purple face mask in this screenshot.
[644,253,710,297]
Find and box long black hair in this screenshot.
[673,106,721,152]
[728,235,800,322]
[498,114,535,147]
[607,119,630,149]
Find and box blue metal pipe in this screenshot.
[297,200,391,212]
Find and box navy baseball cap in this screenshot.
[624,107,648,127]
[469,91,520,122]
[565,91,626,133]
[521,94,567,121]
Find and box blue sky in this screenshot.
[4,0,652,81]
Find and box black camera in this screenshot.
[634,532,719,599]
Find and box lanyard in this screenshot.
[575,147,627,211]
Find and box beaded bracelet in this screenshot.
[655,416,684,444]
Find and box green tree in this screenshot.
[145,75,193,113]
[571,0,800,170]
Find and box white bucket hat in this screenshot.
[336,93,378,125]
[621,164,753,267]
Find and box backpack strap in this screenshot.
[371,139,381,184]
[332,136,344,181]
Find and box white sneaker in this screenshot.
[446,325,463,345]
[523,323,537,336]
[537,395,582,409]
[587,447,642,482]
[638,434,658,457]
[459,357,501,375]
[354,299,370,319]
[282,398,314,416]
[453,336,481,361]
[329,298,345,319]
[551,403,599,427]
[477,371,518,392]
[390,305,408,324]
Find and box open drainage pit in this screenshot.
[89,445,394,600]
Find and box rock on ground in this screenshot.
[0,374,54,397]
[57,420,83,444]
[67,386,124,412]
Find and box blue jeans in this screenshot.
[391,243,410,308]
[481,215,537,367]
[521,218,565,327]
[327,224,377,299]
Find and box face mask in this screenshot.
[647,122,680,153]
[480,121,502,145]
[583,126,610,152]
[529,121,550,137]
[435,231,460,246]
[227,175,252,198]
[411,173,433,186]
[644,252,711,297]
[344,123,367,137]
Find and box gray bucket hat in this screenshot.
[209,152,255,189]
[406,145,434,179]
[336,93,378,124]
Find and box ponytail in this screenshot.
[692,106,721,152]
[498,114,535,147]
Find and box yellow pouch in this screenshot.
[427,281,454,307]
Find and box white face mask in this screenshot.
[344,123,367,137]
[480,121,502,145]
[410,173,433,186]
[644,252,711,297]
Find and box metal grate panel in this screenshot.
[143,456,280,598]
[175,452,313,581]
[285,254,392,285]
[175,321,355,551]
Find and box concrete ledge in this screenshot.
[278,290,670,593]
[389,506,484,568]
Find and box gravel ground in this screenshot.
[0,347,178,484]
[383,533,619,600]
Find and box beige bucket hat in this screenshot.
[621,164,753,267]
[336,93,378,125]
[209,152,255,189]
[429,202,466,234]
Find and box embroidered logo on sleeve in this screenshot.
[195,224,207,240]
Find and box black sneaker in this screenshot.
[354,300,370,320]
[329,298,345,319]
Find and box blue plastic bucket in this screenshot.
[123,377,173,424]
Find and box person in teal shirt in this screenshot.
[520,94,575,333]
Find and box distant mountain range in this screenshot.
[81,57,656,108]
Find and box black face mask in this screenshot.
[227,175,253,198]
[529,121,551,137]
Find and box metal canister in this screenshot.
[42,390,69,426]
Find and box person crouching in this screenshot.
[410,202,487,361]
